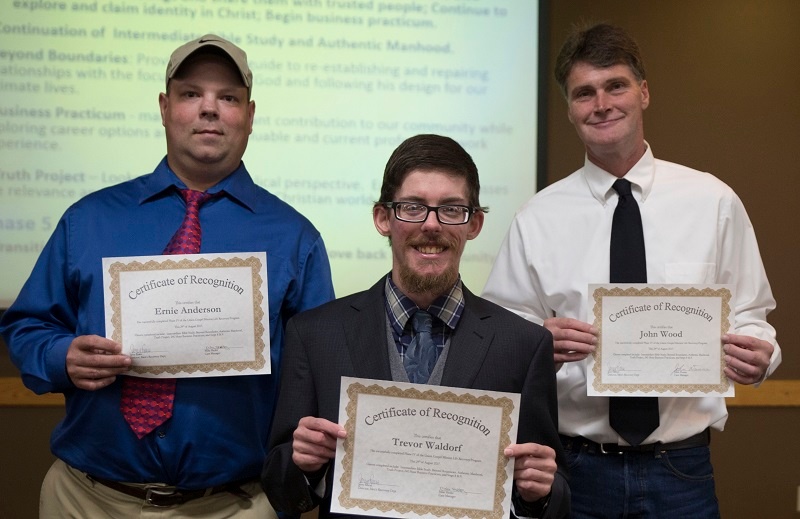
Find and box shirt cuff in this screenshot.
[302,466,329,498]
[48,336,75,390]
[511,491,550,519]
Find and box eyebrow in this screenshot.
[569,75,632,96]
[398,195,469,205]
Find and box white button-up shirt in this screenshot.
[483,145,780,443]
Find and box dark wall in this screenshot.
[545,1,799,517]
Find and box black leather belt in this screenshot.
[86,475,253,507]
[560,428,710,455]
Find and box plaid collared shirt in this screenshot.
[383,274,465,361]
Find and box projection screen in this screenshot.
[0,0,542,306]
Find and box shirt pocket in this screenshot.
[665,263,716,284]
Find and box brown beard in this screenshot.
[398,263,458,297]
[397,235,460,296]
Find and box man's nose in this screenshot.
[593,91,611,113]
[420,208,442,231]
[199,95,219,118]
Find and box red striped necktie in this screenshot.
[120,189,215,439]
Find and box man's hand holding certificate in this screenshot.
[102,252,270,378]
[329,377,520,519]
[587,284,734,397]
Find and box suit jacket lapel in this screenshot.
[342,277,393,381]
[441,288,495,388]
[341,281,496,386]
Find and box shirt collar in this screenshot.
[584,141,656,205]
[139,157,258,211]
[384,274,465,332]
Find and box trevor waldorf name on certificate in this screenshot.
[102,252,270,378]
[587,284,734,397]
[330,377,519,519]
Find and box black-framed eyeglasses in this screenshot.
[383,202,488,225]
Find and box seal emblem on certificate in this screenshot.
[102,252,270,377]
[587,284,735,397]
[330,377,520,519]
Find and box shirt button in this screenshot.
[158,430,166,438]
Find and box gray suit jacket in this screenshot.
[262,276,569,518]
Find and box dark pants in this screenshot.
[562,438,720,518]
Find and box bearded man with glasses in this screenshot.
[262,134,570,519]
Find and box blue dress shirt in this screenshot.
[0,157,335,488]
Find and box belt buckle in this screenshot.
[145,486,180,507]
[599,442,623,455]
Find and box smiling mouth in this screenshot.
[416,245,446,254]
[590,117,623,127]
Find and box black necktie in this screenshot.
[608,178,659,446]
[404,310,437,384]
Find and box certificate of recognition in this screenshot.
[330,377,519,519]
[587,284,734,397]
[102,252,270,378]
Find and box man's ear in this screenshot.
[247,100,255,134]
[466,210,484,240]
[158,92,168,127]
[373,205,391,237]
[640,79,650,110]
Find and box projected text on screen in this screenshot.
[0,0,540,306]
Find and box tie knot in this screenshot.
[179,188,215,209]
[411,310,433,334]
[612,178,633,198]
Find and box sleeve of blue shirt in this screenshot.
[2,214,77,394]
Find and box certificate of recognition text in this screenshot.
[103,252,270,378]
[587,284,734,397]
[330,377,520,519]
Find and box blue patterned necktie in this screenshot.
[404,310,437,384]
[608,178,659,446]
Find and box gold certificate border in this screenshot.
[107,255,267,375]
[591,286,732,394]
[338,381,515,519]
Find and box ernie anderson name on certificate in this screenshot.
[102,252,270,378]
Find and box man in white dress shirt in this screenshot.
[482,22,780,518]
